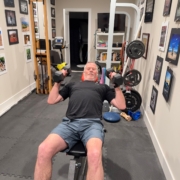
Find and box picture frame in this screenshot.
[174,0,180,22]
[153,56,163,85]
[4,0,15,7]
[19,0,28,15]
[23,33,31,46]
[51,19,56,28]
[159,21,169,52]
[20,17,29,32]
[0,53,7,76]
[150,85,158,114]
[52,29,56,38]
[7,29,19,45]
[162,66,173,102]
[51,7,55,17]
[5,10,17,26]
[165,28,180,66]
[0,28,4,50]
[144,0,155,22]
[25,47,32,62]
[51,0,55,5]
[142,33,150,59]
[163,0,172,16]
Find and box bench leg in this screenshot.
[68,159,76,180]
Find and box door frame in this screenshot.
[63,8,91,66]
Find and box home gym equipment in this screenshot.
[106,68,124,87]
[53,66,71,83]
[126,40,145,59]
[120,112,132,121]
[66,141,87,180]
[122,89,142,112]
[103,112,121,122]
[124,69,142,87]
[29,0,52,94]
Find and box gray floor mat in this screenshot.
[0,174,32,180]
[105,149,166,180]
[0,137,17,161]
[0,139,39,178]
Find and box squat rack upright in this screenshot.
[29,0,52,94]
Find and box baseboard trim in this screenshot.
[141,105,175,180]
[0,82,36,116]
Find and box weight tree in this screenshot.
[29,0,52,94]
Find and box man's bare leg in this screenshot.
[86,138,103,180]
[34,134,67,180]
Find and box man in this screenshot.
[34,62,126,180]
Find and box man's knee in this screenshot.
[87,148,102,167]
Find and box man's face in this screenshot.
[83,63,98,81]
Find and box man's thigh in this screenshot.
[50,119,80,152]
[80,120,105,147]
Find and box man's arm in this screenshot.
[110,87,126,110]
[47,82,64,104]
[47,69,67,104]
[109,72,126,110]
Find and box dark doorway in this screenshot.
[69,12,88,71]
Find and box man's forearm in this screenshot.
[47,83,61,104]
[114,87,126,109]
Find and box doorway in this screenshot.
[69,12,88,71]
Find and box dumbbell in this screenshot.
[106,68,124,87]
[53,66,71,83]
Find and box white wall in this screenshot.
[0,0,35,115]
[0,0,55,116]
[56,0,136,61]
[135,0,180,179]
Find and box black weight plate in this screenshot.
[122,89,142,112]
[126,40,145,59]
[124,69,142,87]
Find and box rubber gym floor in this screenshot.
[0,72,166,180]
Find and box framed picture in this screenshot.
[5,10,17,26]
[163,0,172,16]
[25,47,32,62]
[52,29,56,38]
[4,0,15,7]
[174,0,180,21]
[142,33,150,59]
[144,0,155,22]
[51,19,56,28]
[150,86,158,114]
[23,33,31,46]
[162,66,173,102]
[141,0,145,4]
[140,7,144,21]
[19,0,28,15]
[153,56,163,85]
[159,21,169,52]
[51,7,55,17]
[0,28,4,49]
[165,28,180,66]
[20,17,29,32]
[0,53,7,76]
[51,0,55,5]
[7,29,19,45]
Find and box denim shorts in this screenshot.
[50,117,105,152]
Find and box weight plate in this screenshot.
[122,89,142,112]
[124,69,142,87]
[126,40,145,59]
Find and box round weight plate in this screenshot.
[124,69,142,87]
[122,89,142,112]
[126,40,145,59]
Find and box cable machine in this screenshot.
[29,0,52,94]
